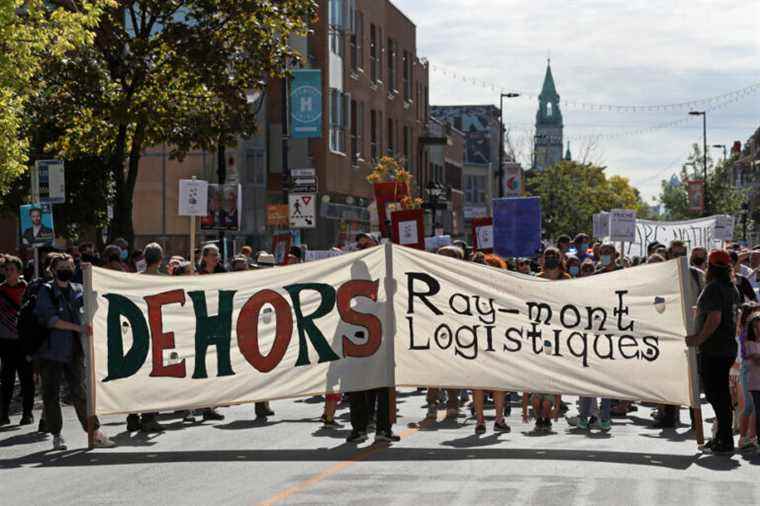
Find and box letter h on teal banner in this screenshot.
[291,69,323,139]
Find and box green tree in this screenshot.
[37,0,317,244]
[658,143,744,221]
[526,160,650,240]
[0,0,104,197]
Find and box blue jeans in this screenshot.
[579,397,611,421]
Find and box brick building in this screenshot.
[129,0,430,253]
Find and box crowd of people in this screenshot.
[1,231,759,455]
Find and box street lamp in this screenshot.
[689,111,708,215]
[426,181,446,234]
[712,144,727,162]
[498,92,520,198]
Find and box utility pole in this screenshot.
[689,111,708,216]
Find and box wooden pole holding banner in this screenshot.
[189,215,197,274]
[83,263,98,449]
[384,241,397,425]
[676,256,705,446]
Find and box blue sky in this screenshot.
[393,0,760,202]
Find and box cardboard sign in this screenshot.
[593,212,610,240]
[391,209,425,250]
[289,193,317,229]
[178,179,209,216]
[493,197,542,258]
[272,234,292,265]
[33,160,65,204]
[20,203,55,247]
[687,180,705,213]
[713,215,735,241]
[609,209,637,243]
[201,184,241,231]
[425,235,453,252]
[471,217,493,252]
[305,250,345,262]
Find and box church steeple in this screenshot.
[564,142,572,161]
[533,58,564,171]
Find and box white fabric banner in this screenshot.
[88,244,692,415]
[620,215,730,257]
[90,247,393,415]
[393,247,691,405]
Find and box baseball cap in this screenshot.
[708,249,732,267]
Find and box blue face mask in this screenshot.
[569,265,580,277]
[601,255,612,266]
[120,249,129,261]
[580,243,589,252]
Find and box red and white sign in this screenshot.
[471,217,493,252]
[687,180,705,213]
[391,208,425,250]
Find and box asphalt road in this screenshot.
[1,391,759,505]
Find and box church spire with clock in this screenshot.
[532,59,564,170]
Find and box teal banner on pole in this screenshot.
[290,69,322,139]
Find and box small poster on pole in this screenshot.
[272,234,292,265]
[201,184,241,231]
[390,209,425,250]
[178,179,209,216]
[713,215,735,241]
[471,217,493,252]
[609,209,637,243]
[593,212,610,239]
[687,180,705,213]
[20,203,55,247]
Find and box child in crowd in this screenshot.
[522,392,561,433]
[742,312,760,449]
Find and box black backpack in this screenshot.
[17,280,55,358]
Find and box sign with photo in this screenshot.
[201,184,241,231]
[272,234,292,266]
[391,209,425,250]
[471,217,493,252]
[20,203,54,247]
[687,180,705,213]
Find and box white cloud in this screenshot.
[393,0,760,200]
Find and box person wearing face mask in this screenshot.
[566,254,581,278]
[539,247,571,280]
[595,244,619,274]
[690,247,708,271]
[113,237,133,272]
[730,251,756,302]
[34,253,115,450]
[102,244,125,272]
[573,234,591,261]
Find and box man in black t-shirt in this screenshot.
[687,249,741,454]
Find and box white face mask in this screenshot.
[135,260,147,273]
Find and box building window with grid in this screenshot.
[387,117,395,155]
[465,175,486,204]
[370,109,378,160]
[369,24,378,82]
[351,100,365,164]
[329,88,350,154]
[350,11,363,72]
[403,51,412,101]
[387,38,397,92]
[403,126,411,168]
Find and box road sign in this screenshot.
[289,193,317,229]
[33,160,65,203]
[293,177,317,186]
[290,184,317,194]
[291,168,316,178]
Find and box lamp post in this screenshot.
[712,144,727,162]
[689,111,708,215]
[426,181,446,235]
[498,92,520,197]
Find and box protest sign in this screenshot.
[178,179,209,217]
[687,180,705,213]
[593,212,610,240]
[609,209,637,243]
[33,159,66,204]
[20,204,54,247]
[424,235,452,252]
[713,215,735,242]
[305,250,344,262]
[88,244,692,415]
[493,197,542,258]
[391,209,424,250]
[471,217,493,252]
[620,216,729,257]
[272,234,292,265]
[201,184,241,231]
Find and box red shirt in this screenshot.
[0,281,27,306]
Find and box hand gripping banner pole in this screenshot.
[677,257,705,446]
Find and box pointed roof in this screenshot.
[540,59,558,99]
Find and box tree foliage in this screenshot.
[658,143,745,221]
[0,0,104,198]
[526,160,651,240]
[33,0,317,244]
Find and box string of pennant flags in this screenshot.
[429,63,760,114]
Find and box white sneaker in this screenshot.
[93,431,116,448]
[565,416,580,427]
[738,436,758,451]
[53,435,67,451]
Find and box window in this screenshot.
[403,126,411,167]
[387,37,397,91]
[369,24,378,82]
[370,109,378,160]
[403,51,412,101]
[387,117,395,155]
[329,88,351,153]
[351,100,365,164]
[464,175,486,204]
[547,102,553,117]
[350,11,364,72]
[246,149,266,187]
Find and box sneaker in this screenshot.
[202,409,225,421]
[474,423,486,435]
[710,442,735,455]
[533,420,543,433]
[140,419,165,433]
[322,419,339,428]
[19,413,34,426]
[738,436,758,451]
[599,419,612,432]
[181,411,196,423]
[577,417,590,430]
[346,431,367,443]
[565,416,580,427]
[426,406,437,419]
[53,435,67,451]
[375,431,401,442]
[126,414,141,432]
[38,418,48,434]
[93,431,116,448]
[494,420,511,433]
[544,419,553,433]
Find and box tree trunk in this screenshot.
[108,124,129,244]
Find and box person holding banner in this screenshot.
[35,253,115,450]
[686,250,741,454]
[538,248,570,280]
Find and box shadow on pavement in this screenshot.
[0,431,48,448]
[0,445,699,470]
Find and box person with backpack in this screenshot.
[0,255,33,426]
[34,253,115,450]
